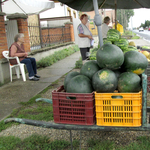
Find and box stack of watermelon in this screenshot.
[90,29,138,61]
[107,29,139,53]
[64,43,148,93]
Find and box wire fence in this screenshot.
[28,23,71,51]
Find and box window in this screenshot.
[67,7,71,16]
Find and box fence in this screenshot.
[28,23,71,50]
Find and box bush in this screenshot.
[36,45,79,68]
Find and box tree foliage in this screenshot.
[140,20,150,28]
[117,9,134,29]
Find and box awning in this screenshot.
[1,0,55,15]
[54,0,150,11]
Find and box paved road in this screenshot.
[133,30,150,42]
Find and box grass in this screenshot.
[36,44,79,68]
[122,30,140,39]
[87,136,150,150]
[1,134,150,150]
[131,36,140,39]
[123,30,136,36]
[0,134,80,150]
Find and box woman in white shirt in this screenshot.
[77,14,93,62]
[101,16,110,38]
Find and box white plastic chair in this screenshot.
[2,51,26,82]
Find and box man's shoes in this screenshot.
[29,77,39,81]
[34,75,40,78]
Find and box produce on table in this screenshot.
[122,50,148,75]
[103,38,112,44]
[66,75,93,93]
[96,44,124,70]
[114,38,129,52]
[141,51,150,62]
[129,41,136,47]
[92,68,118,93]
[123,46,138,54]
[118,72,141,92]
[107,29,120,42]
[141,46,150,49]
[80,60,100,80]
[142,51,149,58]
[64,71,80,90]
[97,39,112,48]
[113,68,122,79]
[89,47,98,60]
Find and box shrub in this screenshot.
[36,45,79,68]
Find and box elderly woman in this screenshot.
[9,33,40,81]
[77,14,93,63]
[101,16,110,38]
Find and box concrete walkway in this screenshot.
[0,51,81,121]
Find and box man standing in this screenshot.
[101,16,110,38]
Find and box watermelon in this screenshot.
[64,71,80,90]
[113,68,122,79]
[123,46,138,54]
[80,60,100,79]
[98,39,112,48]
[127,46,138,51]
[107,32,119,42]
[92,69,118,93]
[114,38,129,51]
[89,48,98,60]
[107,29,120,42]
[96,44,124,70]
[103,40,112,44]
[118,72,141,92]
[111,29,121,38]
[66,75,93,93]
[122,50,148,75]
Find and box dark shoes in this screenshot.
[34,75,40,78]
[29,77,39,81]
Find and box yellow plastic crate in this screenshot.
[95,91,142,127]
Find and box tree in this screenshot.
[117,9,134,29]
[140,20,150,28]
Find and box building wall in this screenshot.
[41,24,73,44]
[40,3,78,20]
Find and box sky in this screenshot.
[128,8,150,28]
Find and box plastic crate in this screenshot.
[95,91,142,127]
[145,64,150,92]
[145,64,150,76]
[52,85,95,125]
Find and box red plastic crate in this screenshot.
[147,76,150,92]
[52,85,95,125]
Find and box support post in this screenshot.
[93,0,103,47]
[79,131,82,150]
[142,73,147,126]
[70,130,73,150]
[115,0,117,29]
